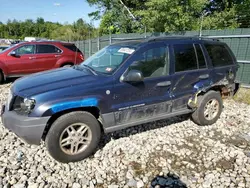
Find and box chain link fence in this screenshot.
[74,28,250,85]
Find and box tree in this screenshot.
[0,18,94,40]
[87,0,245,34]
[235,0,250,28]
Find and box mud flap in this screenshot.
[232,82,240,96]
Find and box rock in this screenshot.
[108,185,119,188]
[126,171,134,179]
[28,183,39,188]
[96,176,104,184]
[127,179,137,187]
[89,181,95,188]
[72,183,81,188]
[9,178,17,185]
[238,182,245,187]
[142,177,148,183]
[13,184,25,188]
[136,180,144,188]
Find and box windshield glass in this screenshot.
[81,45,136,74]
[0,46,10,53]
[0,44,18,54]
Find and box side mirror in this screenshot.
[9,51,16,56]
[123,70,144,83]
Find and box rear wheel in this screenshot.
[191,90,223,126]
[45,111,101,163]
[62,63,73,68]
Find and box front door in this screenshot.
[6,44,36,75]
[112,42,173,125]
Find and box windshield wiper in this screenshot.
[75,65,97,75]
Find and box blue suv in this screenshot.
[1,37,239,162]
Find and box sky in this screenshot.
[0,0,100,27]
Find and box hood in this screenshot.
[12,67,102,97]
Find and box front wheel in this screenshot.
[45,111,101,163]
[191,90,223,126]
[0,71,4,84]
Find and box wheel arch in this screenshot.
[41,106,104,141]
[60,62,74,67]
[188,84,228,109]
[0,62,8,79]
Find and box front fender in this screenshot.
[33,97,100,117]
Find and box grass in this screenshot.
[233,87,250,105]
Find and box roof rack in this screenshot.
[146,36,220,42]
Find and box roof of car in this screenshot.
[110,36,222,48]
[18,40,75,45]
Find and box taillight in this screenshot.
[80,54,84,61]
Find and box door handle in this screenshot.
[55,55,61,58]
[157,81,171,87]
[199,74,209,79]
[29,56,36,60]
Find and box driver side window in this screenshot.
[14,45,35,55]
[129,46,169,78]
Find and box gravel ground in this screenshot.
[1,83,250,188]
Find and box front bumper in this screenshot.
[1,105,50,145]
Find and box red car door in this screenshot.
[6,44,37,75]
[35,44,62,71]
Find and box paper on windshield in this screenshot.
[118,48,135,54]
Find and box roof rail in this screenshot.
[30,39,68,43]
[147,36,220,42]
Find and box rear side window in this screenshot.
[195,44,206,69]
[63,44,81,52]
[36,45,61,54]
[205,44,233,67]
[174,44,197,72]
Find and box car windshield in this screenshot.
[0,44,18,54]
[80,45,136,75]
[0,46,10,53]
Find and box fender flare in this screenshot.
[37,97,100,117]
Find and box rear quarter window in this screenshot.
[62,44,82,53]
[205,44,234,67]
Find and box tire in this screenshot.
[62,64,73,68]
[45,111,101,163]
[0,70,4,84]
[191,90,223,126]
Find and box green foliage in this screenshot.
[0,18,95,40]
[87,0,249,34]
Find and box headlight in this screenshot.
[12,96,36,115]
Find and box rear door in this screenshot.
[170,42,212,111]
[6,44,36,75]
[204,43,237,85]
[34,44,62,71]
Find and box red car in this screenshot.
[0,41,84,83]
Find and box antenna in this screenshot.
[118,0,136,20]
[199,10,210,37]
[74,33,79,65]
[118,0,146,36]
